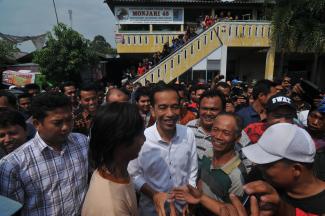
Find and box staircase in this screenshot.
[132,21,271,85]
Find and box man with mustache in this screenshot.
[128,81,198,216]
[187,90,225,161]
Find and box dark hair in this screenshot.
[199,89,226,110]
[78,83,97,96]
[0,108,27,130]
[17,93,31,101]
[0,90,17,109]
[24,83,40,90]
[135,87,150,102]
[60,81,76,93]
[216,112,243,136]
[89,103,144,169]
[195,84,208,93]
[281,158,313,170]
[216,82,231,90]
[150,81,179,105]
[252,79,275,100]
[31,92,71,121]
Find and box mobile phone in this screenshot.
[242,193,250,209]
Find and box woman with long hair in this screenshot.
[82,102,145,216]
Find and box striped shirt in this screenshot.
[0,132,89,216]
[187,119,213,160]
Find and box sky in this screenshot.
[0,0,116,52]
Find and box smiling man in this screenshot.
[0,92,88,215]
[187,90,225,160]
[73,84,99,135]
[194,112,248,215]
[128,81,198,216]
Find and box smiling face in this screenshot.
[80,90,98,114]
[151,90,180,134]
[211,115,239,154]
[199,96,223,132]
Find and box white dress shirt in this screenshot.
[128,123,198,216]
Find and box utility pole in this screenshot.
[68,9,73,28]
[52,0,59,25]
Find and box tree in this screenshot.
[90,35,116,55]
[271,0,325,82]
[33,23,98,85]
[0,39,19,63]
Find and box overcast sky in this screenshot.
[0,0,116,52]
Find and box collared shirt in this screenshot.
[236,105,261,128]
[0,132,89,216]
[187,119,213,160]
[128,124,198,216]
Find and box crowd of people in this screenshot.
[133,27,198,78]
[202,11,239,29]
[0,75,324,216]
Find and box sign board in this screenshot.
[2,70,43,87]
[115,7,184,24]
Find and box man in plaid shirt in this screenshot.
[0,92,89,215]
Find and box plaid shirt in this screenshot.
[0,132,89,216]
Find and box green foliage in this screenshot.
[271,0,325,53]
[90,35,116,55]
[0,39,19,61]
[33,23,99,85]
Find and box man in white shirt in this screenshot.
[128,81,198,216]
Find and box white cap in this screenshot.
[242,123,316,164]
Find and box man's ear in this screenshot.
[150,105,156,119]
[292,164,303,179]
[33,118,41,131]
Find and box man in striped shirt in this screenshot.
[187,90,225,161]
[0,92,89,215]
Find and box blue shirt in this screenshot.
[236,106,260,128]
[0,132,88,216]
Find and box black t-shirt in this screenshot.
[282,190,325,215]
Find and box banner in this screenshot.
[2,70,37,87]
[115,7,184,24]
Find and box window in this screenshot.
[204,35,207,45]
[158,69,160,77]
[210,30,213,40]
[171,59,174,69]
[184,50,187,59]
[191,45,194,55]
[197,40,200,50]
[178,54,180,64]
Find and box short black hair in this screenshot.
[89,102,144,169]
[0,108,27,130]
[0,90,17,109]
[252,79,275,100]
[195,84,208,93]
[199,89,226,110]
[17,93,31,101]
[216,112,243,136]
[60,81,76,93]
[31,92,71,122]
[135,87,150,102]
[150,81,179,105]
[78,83,97,96]
[216,82,231,90]
[281,158,313,170]
[24,83,40,90]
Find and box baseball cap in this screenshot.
[242,123,316,164]
[266,93,296,113]
[0,195,22,216]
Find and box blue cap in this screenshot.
[0,195,22,216]
[317,97,325,113]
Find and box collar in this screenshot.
[210,152,241,174]
[153,123,180,144]
[34,132,68,154]
[195,119,211,137]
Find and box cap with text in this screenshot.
[266,93,296,113]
